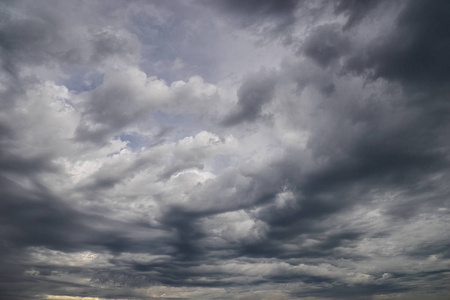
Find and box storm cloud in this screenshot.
[0,1,449,299]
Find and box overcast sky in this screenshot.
[0,0,449,299]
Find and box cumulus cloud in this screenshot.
[0,1,449,300]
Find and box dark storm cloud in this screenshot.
[228,77,447,262]
[291,282,411,299]
[157,206,206,260]
[302,139,446,197]
[1,0,450,299]
[0,180,196,298]
[214,0,450,265]
[0,176,92,299]
[0,175,166,255]
[0,176,85,251]
[239,227,364,260]
[222,69,276,126]
[0,150,57,175]
[345,0,450,91]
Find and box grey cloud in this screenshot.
[74,70,154,143]
[214,0,298,17]
[302,24,350,67]
[334,0,384,29]
[0,1,140,78]
[204,0,301,44]
[208,0,299,29]
[222,69,276,126]
[155,126,175,139]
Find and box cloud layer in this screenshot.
[0,1,449,299]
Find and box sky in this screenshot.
[0,0,449,299]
